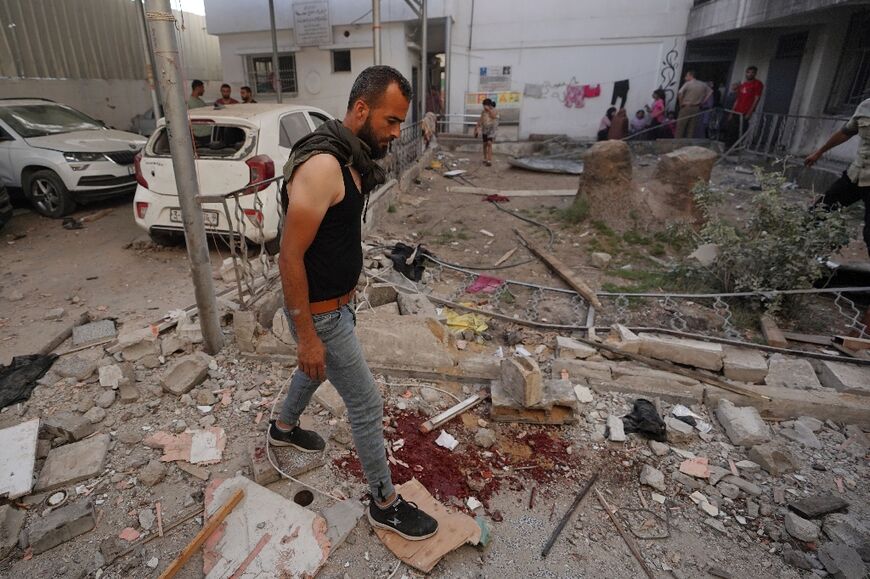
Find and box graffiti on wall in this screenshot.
[658,39,680,108]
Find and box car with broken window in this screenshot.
[0,98,147,218]
[132,103,333,254]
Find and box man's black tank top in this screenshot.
[304,165,364,302]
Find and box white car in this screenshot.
[0,98,147,217]
[133,103,333,253]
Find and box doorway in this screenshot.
[763,31,808,115]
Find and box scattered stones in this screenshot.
[160,352,212,396]
[764,354,822,389]
[52,355,98,381]
[589,252,612,269]
[42,412,95,443]
[573,385,594,404]
[720,475,761,496]
[797,416,823,433]
[679,457,710,479]
[748,443,801,476]
[44,307,66,320]
[671,471,704,491]
[95,390,116,409]
[704,517,727,534]
[708,465,730,486]
[607,415,626,442]
[640,465,666,492]
[118,382,140,403]
[818,542,867,579]
[782,547,814,571]
[116,429,143,445]
[715,399,771,446]
[139,460,166,487]
[99,364,125,389]
[649,440,669,456]
[138,508,155,531]
[789,495,849,520]
[116,326,160,362]
[82,406,105,424]
[785,512,820,542]
[823,514,870,560]
[474,428,496,449]
[734,460,760,473]
[718,482,740,499]
[638,334,724,371]
[27,500,95,554]
[779,421,822,448]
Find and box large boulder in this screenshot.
[581,140,632,183]
[652,146,717,222]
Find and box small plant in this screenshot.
[387,203,397,213]
[691,169,849,309]
[556,198,589,225]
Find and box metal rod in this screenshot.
[136,0,161,120]
[595,488,656,579]
[444,16,452,120]
[268,0,282,103]
[145,0,224,354]
[420,0,427,115]
[541,472,599,558]
[372,0,382,65]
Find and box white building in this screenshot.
[203,0,696,139]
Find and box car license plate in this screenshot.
[169,208,219,227]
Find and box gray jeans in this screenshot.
[279,304,394,501]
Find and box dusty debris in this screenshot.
[144,426,227,465]
[35,433,110,492]
[27,500,95,554]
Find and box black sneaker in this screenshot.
[367,494,439,541]
[267,420,325,453]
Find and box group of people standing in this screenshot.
[187,80,258,109]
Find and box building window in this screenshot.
[246,54,297,96]
[332,50,351,73]
[827,10,870,115]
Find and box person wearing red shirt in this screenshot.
[725,66,763,149]
[215,83,239,106]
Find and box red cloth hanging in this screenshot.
[583,84,601,98]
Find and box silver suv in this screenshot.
[0,99,147,217]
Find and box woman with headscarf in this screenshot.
[597,107,616,141]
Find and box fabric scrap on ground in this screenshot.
[0,354,58,410]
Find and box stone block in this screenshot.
[823,514,870,561]
[652,146,717,197]
[365,283,398,307]
[500,357,543,407]
[0,505,25,558]
[551,359,613,382]
[581,139,632,182]
[322,500,365,551]
[607,415,625,442]
[589,252,612,269]
[357,313,453,371]
[397,293,437,317]
[817,361,870,396]
[160,352,212,396]
[818,542,867,579]
[118,382,140,403]
[98,364,125,389]
[789,495,849,520]
[271,308,295,347]
[765,354,821,389]
[665,416,696,443]
[748,443,801,476]
[785,512,820,542]
[313,381,346,417]
[233,310,259,353]
[715,399,770,446]
[606,324,642,354]
[722,346,768,383]
[0,419,40,500]
[555,336,597,360]
[35,434,110,492]
[52,355,98,381]
[42,412,95,442]
[249,441,280,486]
[116,326,160,362]
[640,465,665,491]
[490,380,576,425]
[638,334,723,371]
[72,319,116,348]
[28,500,95,554]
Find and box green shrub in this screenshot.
[557,198,589,225]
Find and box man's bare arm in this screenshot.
[805,129,855,167]
[278,154,343,381]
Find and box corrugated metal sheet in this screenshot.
[0,0,221,80]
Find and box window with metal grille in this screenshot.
[246,54,298,96]
[332,50,351,73]
[827,10,870,115]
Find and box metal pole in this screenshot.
[144,0,224,354]
[372,0,382,65]
[421,0,427,114]
[444,16,451,121]
[268,0,283,103]
[136,0,161,121]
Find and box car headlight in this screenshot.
[64,152,106,162]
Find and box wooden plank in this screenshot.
[781,331,832,346]
[834,335,870,351]
[760,315,788,348]
[514,229,603,308]
[493,247,517,266]
[158,488,245,579]
[420,393,484,433]
[448,186,576,197]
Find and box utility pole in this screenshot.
[136,0,161,121]
[421,0,428,114]
[372,0,382,65]
[268,0,283,103]
[144,0,224,354]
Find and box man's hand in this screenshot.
[805,151,822,167]
[297,332,326,381]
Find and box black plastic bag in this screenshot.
[622,398,667,442]
[389,243,428,282]
[0,354,58,410]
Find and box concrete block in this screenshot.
[116,326,160,362]
[249,441,280,486]
[0,419,39,501]
[665,416,696,443]
[42,412,95,443]
[606,324,642,354]
[160,331,188,357]
[817,361,870,396]
[28,500,95,554]
[500,357,543,407]
[397,293,437,317]
[638,333,724,371]
[823,514,870,561]
[52,355,98,381]
[715,399,771,446]
[233,310,258,353]
[313,380,346,417]
[365,283,398,307]
[160,352,212,396]
[722,346,768,383]
[322,499,365,551]
[818,542,866,579]
[71,319,116,348]
[748,443,801,476]
[272,308,295,347]
[0,505,25,558]
[555,336,597,360]
[607,415,625,442]
[35,434,110,492]
[490,380,576,425]
[456,355,500,380]
[765,354,821,389]
[357,313,453,371]
[551,359,613,382]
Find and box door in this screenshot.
[763,32,808,115]
[275,111,316,162]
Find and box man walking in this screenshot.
[724,66,764,149]
[676,70,712,139]
[805,97,870,256]
[240,86,257,104]
[188,79,206,109]
[215,83,239,105]
[270,66,438,541]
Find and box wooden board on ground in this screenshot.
[514,230,603,308]
[835,335,870,351]
[760,315,788,348]
[372,478,481,573]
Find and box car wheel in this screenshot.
[264,236,281,256]
[149,230,183,247]
[24,170,76,218]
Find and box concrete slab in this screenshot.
[160,352,212,396]
[313,380,346,417]
[42,412,95,442]
[555,336,597,359]
[51,355,98,381]
[322,499,365,551]
[202,476,329,578]
[817,361,870,396]
[551,359,614,382]
[0,419,40,499]
[27,500,95,554]
[722,346,768,383]
[71,319,117,348]
[490,379,576,424]
[357,313,454,371]
[0,504,26,558]
[35,434,110,492]
[638,333,724,371]
[765,354,821,389]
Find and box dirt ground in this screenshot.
[0,149,867,579]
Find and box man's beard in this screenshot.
[358,118,388,160]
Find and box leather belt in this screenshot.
[309,290,355,315]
